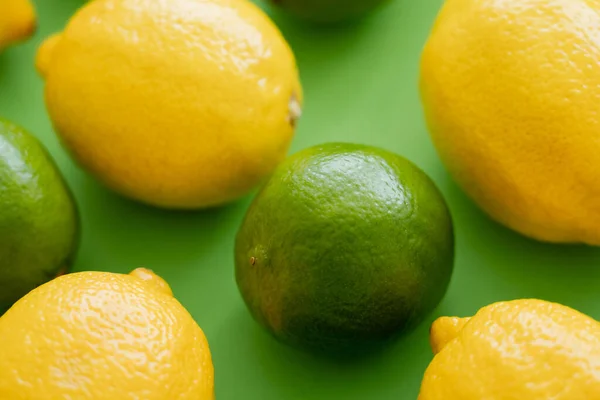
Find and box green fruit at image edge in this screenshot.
[0,119,79,312]
[269,0,388,24]
[235,142,454,354]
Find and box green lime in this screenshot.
[0,119,79,312]
[269,0,388,24]
[235,142,454,354]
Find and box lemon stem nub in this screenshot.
[130,268,174,296]
[287,93,302,127]
[429,316,470,354]
[35,33,61,79]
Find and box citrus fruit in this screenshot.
[235,142,454,354]
[0,268,214,400]
[0,119,79,312]
[269,0,388,24]
[420,0,600,245]
[0,0,36,50]
[37,0,302,209]
[419,299,600,399]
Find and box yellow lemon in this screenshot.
[421,0,600,245]
[37,0,302,209]
[419,299,600,399]
[0,268,214,400]
[0,0,36,50]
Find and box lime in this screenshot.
[0,119,79,312]
[235,142,454,354]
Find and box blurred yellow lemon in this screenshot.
[0,268,214,400]
[419,299,600,399]
[0,0,36,50]
[38,0,302,209]
[421,0,600,244]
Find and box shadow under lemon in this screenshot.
[436,168,600,318]
[71,172,253,277]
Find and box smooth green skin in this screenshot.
[235,143,454,354]
[269,0,388,24]
[0,119,79,311]
[5,0,600,399]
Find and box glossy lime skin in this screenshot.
[269,0,388,24]
[0,119,79,311]
[235,143,454,354]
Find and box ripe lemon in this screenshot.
[0,268,214,400]
[421,0,600,245]
[419,299,600,399]
[37,0,302,209]
[0,0,36,50]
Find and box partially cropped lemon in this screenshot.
[419,299,600,399]
[0,0,36,50]
[37,0,302,209]
[0,268,214,399]
[421,0,600,245]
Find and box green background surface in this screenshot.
[3,0,600,398]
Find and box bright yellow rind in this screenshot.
[419,299,600,399]
[39,0,302,209]
[0,270,214,399]
[0,0,36,50]
[421,0,600,244]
